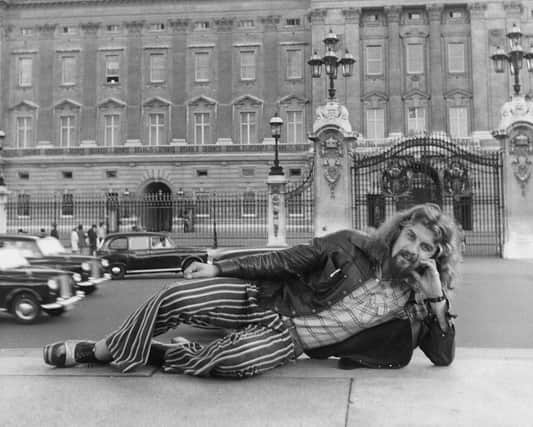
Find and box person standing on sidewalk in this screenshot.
[44,203,460,378]
[96,221,106,249]
[70,227,79,254]
[87,224,98,256]
[77,224,88,255]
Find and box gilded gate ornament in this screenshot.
[382,158,411,198]
[443,160,469,198]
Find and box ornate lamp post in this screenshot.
[308,29,355,100]
[491,23,533,96]
[269,113,284,176]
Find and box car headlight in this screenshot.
[81,262,90,271]
[47,279,59,290]
[101,258,109,268]
[72,273,82,282]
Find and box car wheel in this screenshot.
[110,263,126,280]
[45,308,65,317]
[12,293,41,324]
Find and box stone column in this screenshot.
[0,181,9,233]
[341,8,361,128]
[385,6,402,137]
[308,101,357,236]
[309,9,328,114]
[492,96,533,258]
[125,21,144,144]
[80,22,100,144]
[428,4,445,132]
[267,173,288,247]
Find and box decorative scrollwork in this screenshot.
[382,158,411,198]
[319,132,345,199]
[443,160,469,198]
[511,134,533,197]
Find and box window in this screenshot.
[149,23,165,31]
[106,170,117,178]
[129,236,150,250]
[287,111,303,144]
[193,112,211,145]
[148,113,165,146]
[238,19,255,28]
[449,107,468,137]
[366,46,383,75]
[105,55,120,84]
[242,168,255,177]
[16,116,33,148]
[289,168,301,177]
[240,50,256,80]
[406,43,424,74]
[21,27,33,36]
[194,52,209,82]
[106,24,120,33]
[61,193,73,216]
[196,169,208,177]
[18,57,33,87]
[242,191,256,217]
[408,12,421,20]
[407,107,426,133]
[17,194,30,217]
[194,21,210,30]
[61,56,76,85]
[62,171,73,179]
[18,171,30,180]
[59,115,75,147]
[366,109,385,139]
[62,26,77,34]
[449,10,463,19]
[109,237,127,250]
[149,53,166,83]
[447,43,465,73]
[286,18,301,26]
[240,112,256,144]
[287,49,303,79]
[104,114,120,147]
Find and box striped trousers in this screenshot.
[104,278,297,378]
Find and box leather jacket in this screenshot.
[214,229,455,368]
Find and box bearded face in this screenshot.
[390,222,438,275]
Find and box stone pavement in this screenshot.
[1,346,532,427]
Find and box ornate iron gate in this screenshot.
[351,136,504,256]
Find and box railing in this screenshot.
[7,191,315,248]
[2,142,312,157]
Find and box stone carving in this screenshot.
[270,184,282,237]
[313,102,352,132]
[496,96,533,132]
[319,133,344,198]
[510,134,533,197]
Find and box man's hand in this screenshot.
[410,258,443,299]
[183,262,219,279]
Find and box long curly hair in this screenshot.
[371,203,461,291]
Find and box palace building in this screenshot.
[0,0,527,240]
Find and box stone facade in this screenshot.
[0,0,528,199]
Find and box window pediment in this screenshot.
[444,89,472,100]
[98,97,126,109]
[188,95,217,108]
[362,91,388,106]
[402,89,429,101]
[278,94,308,106]
[232,94,264,107]
[10,100,38,111]
[54,98,82,110]
[143,96,171,108]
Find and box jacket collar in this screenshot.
[348,231,390,264]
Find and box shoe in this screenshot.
[43,340,97,368]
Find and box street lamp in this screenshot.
[491,23,533,96]
[307,29,356,100]
[269,113,284,176]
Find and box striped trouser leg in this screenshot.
[104,277,296,375]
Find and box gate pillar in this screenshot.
[493,96,533,258]
[0,178,9,233]
[267,173,288,247]
[308,101,358,237]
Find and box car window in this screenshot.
[151,236,171,249]
[37,237,66,256]
[109,237,128,250]
[1,240,41,258]
[129,236,150,251]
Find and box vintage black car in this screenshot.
[0,234,110,295]
[97,232,208,280]
[0,248,84,323]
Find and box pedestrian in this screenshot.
[76,224,87,255]
[87,224,98,256]
[50,223,59,239]
[44,203,460,378]
[97,221,106,248]
[70,227,79,253]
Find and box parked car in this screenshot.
[96,232,208,280]
[0,248,84,323]
[0,234,110,295]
